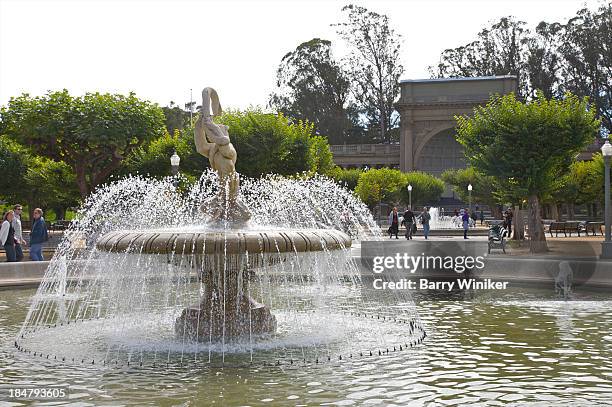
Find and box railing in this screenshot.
[330,144,400,156]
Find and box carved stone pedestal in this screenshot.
[175,293,276,340]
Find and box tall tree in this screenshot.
[430,17,530,95]
[335,4,403,143]
[270,38,360,144]
[525,21,564,99]
[559,4,612,135]
[456,93,599,252]
[162,101,191,134]
[0,90,166,197]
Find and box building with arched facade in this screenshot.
[396,76,517,175]
[330,76,518,198]
[330,76,517,177]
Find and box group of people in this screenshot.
[388,206,475,240]
[388,206,432,240]
[0,205,48,262]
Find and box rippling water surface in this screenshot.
[2,286,612,406]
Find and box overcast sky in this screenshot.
[0,0,601,110]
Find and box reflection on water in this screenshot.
[2,287,612,405]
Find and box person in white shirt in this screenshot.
[11,204,25,261]
[0,210,17,262]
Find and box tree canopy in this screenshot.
[431,3,612,136]
[354,168,443,209]
[0,136,79,218]
[456,92,599,251]
[215,110,334,177]
[441,167,501,208]
[0,90,166,197]
[270,38,360,144]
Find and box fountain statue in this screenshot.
[194,87,251,225]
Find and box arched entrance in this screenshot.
[414,128,465,177]
[396,76,518,173]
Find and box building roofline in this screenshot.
[400,75,517,84]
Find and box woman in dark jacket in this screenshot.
[388,207,400,239]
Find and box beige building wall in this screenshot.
[396,76,518,173]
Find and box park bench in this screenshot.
[584,221,604,236]
[548,221,582,237]
[564,221,581,237]
[548,222,565,237]
[488,224,508,254]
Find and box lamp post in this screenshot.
[407,184,412,209]
[170,150,180,188]
[601,140,612,258]
[467,183,473,213]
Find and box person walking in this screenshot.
[402,207,416,240]
[462,208,470,239]
[420,207,431,240]
[480,209,485,226]
[0,210,17,262]
[471,209,478,226]
[388,207,400,239]
[506,208,513,237]
[29,208,48,261]
[12,204,25,261]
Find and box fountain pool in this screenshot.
[2,285,612,405]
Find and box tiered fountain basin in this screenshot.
[96,228,352,341]
[96,228,351,255]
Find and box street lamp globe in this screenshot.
[601,140,612,157]
[467,183,473,191]
[407,184,412,192]
[170,151,181,168]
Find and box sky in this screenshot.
[0,0,603,110]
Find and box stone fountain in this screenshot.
[96,87,352,341]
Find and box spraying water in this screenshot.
[15,87,424,368]
[15,173,425,367]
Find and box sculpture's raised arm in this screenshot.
[194,114,213,158]
[194,87,229,157]
[201,87,230,146]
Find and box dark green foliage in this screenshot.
[430,17,530,95]
[162,102,191,134]
[441,167,501,208]
[398,172,445,207]
[0,136,79,218]
[431,4,612,136]
[456,93,598,199]
[216,110,334,177]
[270,38,361,144]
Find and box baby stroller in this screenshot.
[488,224,509,254]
